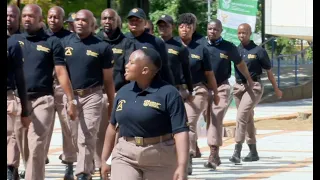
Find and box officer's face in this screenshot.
[7,7,19,30]
[157,21,172,37]
[178,23,194,40]
[22,7,42,33]
[125,51,150,81]
[74,12,94,36]
[238,25,251,43]
[128,17,145,33]
[101,10,117,33]
[207,22,222,41]
[145,21,154,35]
[47,9,64,32]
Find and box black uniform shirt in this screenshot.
[202,37,242,85]
[10,28,66,94]
[46,28,72,40]
[46,28,72,85]
[96,28,135,91]
[174,37,213,85]
[110,76,189,138]
[126,31,175,85]
[7,37,23,91]
[62,33,113,89]
[235,40,271,81]
[164,37,193,92]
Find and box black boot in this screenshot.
[77,173,92,180]
[242,144,259,162]
[19,171,25,179]
[45,157,49,164]
[7,166,19,180]
[204,146,221,170]
[64,163,74,180]
[195,143,202,158]
[229,143,242,164]
[187,155,193,175]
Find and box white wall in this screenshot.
[265,0,313,41]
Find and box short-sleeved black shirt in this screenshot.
[7,37,23,91]
[110,76,189,138]
[235,40,271,81]
[126,31,175,85]
[96,28,135,91]
[202,37,242,85]
[10,28,66,94]
[62,33,114,89]
[174,37,213,85]
[164,37,193,92]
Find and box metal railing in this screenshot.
[274,44,313,88]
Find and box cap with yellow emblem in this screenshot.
[156,14,174,25]
[127,8,146,19]
[65,12,76,23]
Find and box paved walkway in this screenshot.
[17,99,313,179]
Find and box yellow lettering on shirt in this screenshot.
[220,53,228,59]
[191,54,200,60]
[143,100,161,109]
[86,50,98,57]
[112,48,123,54]
[36,45,50,53]
[116,100,126,111]
[168,48,179,55]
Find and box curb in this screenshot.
[222,110,312,127]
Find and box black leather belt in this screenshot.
[27,92,52,100]
[236,76,261,84]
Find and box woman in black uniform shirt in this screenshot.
[100,48,189,180]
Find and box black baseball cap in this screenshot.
[65,12,76,23]
[156,14,174,25]
[127,8,146,19]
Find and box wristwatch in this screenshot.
[68,99,77,106]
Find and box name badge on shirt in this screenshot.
[248,54,257,59]
[191,54,201,60]
[112,48,123,54]
[36,45,50,53]
[168,48,179,55]
[143,100,161,109]
[86,50,98,57]
[220,53,228,59]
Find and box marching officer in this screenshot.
[145,20,154,35]
[11,4,77,180]
[45,6,77,179]
[125,8,175,85]
[100,48,189,180]
[65,12,76,32]
[95,8,135,177]
[7,5,24,179]
[175,13,220,175]
[156,14,193,100]
[62,9,115,179]
[7,36,30,180]
[229,23,282,164]
[202,19,253,170]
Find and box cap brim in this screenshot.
[127,15,144,19]
[156,19,169,24]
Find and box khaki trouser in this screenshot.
[184,83,209,156]
[111,137,177,180]
[94,94,109,168]
[67,89,103,177]
[45,85,77,163]
[16,95,55,180]
[7,91,21,168]
[204,81,232,146]
[233,82,264,144]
